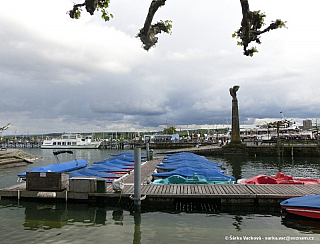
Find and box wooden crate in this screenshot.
[26,172,69,191]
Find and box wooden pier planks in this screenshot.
[3,182,320,204]
[123,157,162,184]
[102,183,320,201]
[246,184,320,198]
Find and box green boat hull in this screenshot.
[152,173,234,185]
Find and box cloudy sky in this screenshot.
[1,0,320,135]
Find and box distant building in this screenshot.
[144,134,179,143]
[303,120,312,130]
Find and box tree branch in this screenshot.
[137,0,169,51]
[69,2,86,19]
[234,0,286,56]
[68,0,111,19]
[0,123,10,131]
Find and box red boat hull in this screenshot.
[238,172,320,185]
[282,206,320,219]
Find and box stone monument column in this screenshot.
[229,85,241,144]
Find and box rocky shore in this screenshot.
[0,149,41,168]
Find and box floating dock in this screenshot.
[1,157,320,208]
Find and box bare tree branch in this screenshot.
[137,0,169,51]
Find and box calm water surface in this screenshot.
[1,148,320,243]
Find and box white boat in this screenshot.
[41,134,101,149]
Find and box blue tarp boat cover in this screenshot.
[87,164,131,173]
[152,167,235,181]
[162,153,219,164]
[163,152,204,159]
[111,152,147,158]
[69,168,120,179]
[162,158,221,165]
[94,158,134,166]
[18,159,89,178]
[280,195,320,209]
[68,171,113,183]
[157,161,221,170]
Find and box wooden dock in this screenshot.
[2,157,320,207]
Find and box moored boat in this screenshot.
[17,150,88,181]
[41,133,101,149]
[152,167,233,180]
[280,195,320,219]
[237,172,320,185]
[152,173,234,185]
[87,164,131,175]
[68,168,120,180]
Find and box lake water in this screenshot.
[1,148,320,243]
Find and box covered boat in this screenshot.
[280,195,320,219]
[94,158,134,168]
[156,161,221,173]
[87,164,131,175]
[110,152,147,159]
[162,152,211,163]
[17,150,88,181]
[152,167,235,181]
[69,168,120,180]
[152,173,234,185]
[237,172,320,185]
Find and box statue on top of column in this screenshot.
[229,85,240,100]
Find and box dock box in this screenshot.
[69,177,97,193]
[69,177,106,193]
[96,178,106,193]
[26,172,69,191]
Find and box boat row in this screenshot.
[152,152,235,184]
[17,151,143,183]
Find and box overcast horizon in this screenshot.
[1,1,320,136]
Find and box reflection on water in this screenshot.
[208,155,320,180]
[22,202,108,230]
[1,199,320,243]
[132,206,142,244]
[24,203,68,230]
[2,150,320,243]
[112,209,124,225]
[232,215,243,232]
[282,214,320,234]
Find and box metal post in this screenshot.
[146,136,150,161]
[134,147,141,206]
